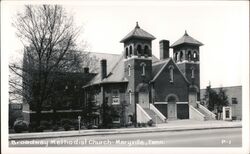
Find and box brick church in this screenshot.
[82,22,204,126]
[23,22,215,127]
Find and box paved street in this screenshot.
[9,127,241,147]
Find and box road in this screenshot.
[9,128,241,147]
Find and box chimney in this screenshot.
[83,67,89,73]
[100,59,107,80]
[159,40,169,60]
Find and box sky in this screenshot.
[1,1,249,89]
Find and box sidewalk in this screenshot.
[9,120,242,140]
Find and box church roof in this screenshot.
[84,52,160,87]
[170,31,203,48]
[151,58,190,84]
[120,22,156,43]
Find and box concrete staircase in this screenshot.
[143,108,165,124]
[195,106,214,121]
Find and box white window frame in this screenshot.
[112,117,120,123]
[128,64,131,76]
[140,63,146,76]
[191,67,195,79]
[128,89,132,104]
[112,89,120,105]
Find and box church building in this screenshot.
[23,22,216,128]
[82,22,210,126]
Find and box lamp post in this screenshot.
[78,116,81,133]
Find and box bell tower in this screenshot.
[170,30,203,103]
[120,22,156,109]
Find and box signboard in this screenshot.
[223,106,232,121]
[112,97,120,105]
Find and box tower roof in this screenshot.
[170,30,203,48]
[120,22,156,43]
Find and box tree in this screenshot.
[204,85,229,120]
[204,85,219,111]
[9,5,98,127]
[217,88,229,120]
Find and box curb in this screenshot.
[9,125,242,140]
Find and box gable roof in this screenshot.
[170,31,203,48]
[89,52,121,73]
[120,22,156,43]
[151,58,190,84]
[84,52,160,87]
[87,54,127,85]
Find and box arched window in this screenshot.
[128,89,132,104]
[125,47,129,58]
[193,51,197,60]
[174,52,178,62]
[179,51,183,62]
[191,67,195,79]
[137,45,142,55]
[129,46,133,57]
[144,45,149,56]
[187,51,192,62]
[140,63,146,76]
[128,64,131,76]
[169,65,174,82]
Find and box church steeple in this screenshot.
[171,31,203,63]
[135,21,140,28]
[120,22,156,59]
[171,31,203,101]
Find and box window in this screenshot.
[144,45,149,56]
[129,46,133,57]
[169,65,174,82]
[193,51,198,60]
[174,52,178,62]
[140,63,146,76]
[128,65,131,76]
[187,51,192,61]
[128,89,132,104]
[137,45,142,55]
[179,51,183,62]
[191,67,195,79]
[125,47,128,58]
[232,98,238,104]
[112,89,120,105]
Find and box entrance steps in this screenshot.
[190,104,216,121]
[195,107,213,120]
[143,108,165,124]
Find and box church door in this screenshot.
[189,92,197,107]
[139,92,149,108]
[167,96,177,120]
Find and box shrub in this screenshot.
[61,119,72,126]
[28,122,37,132]
[40,121,52,130]
[63,123,71,131]
[36,125,45,132]
[147,120,153,127]
[137,122,141,127]
[52,125,59,131]
[141,123,147,127]
[13,120,29,133]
